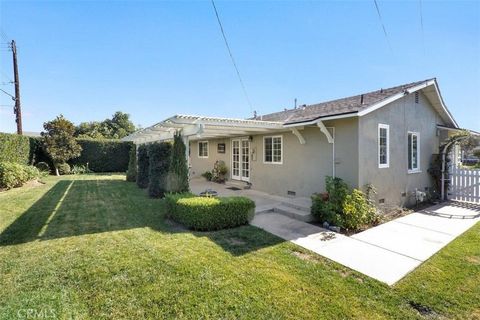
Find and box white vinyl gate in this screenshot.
[448,166,480,203]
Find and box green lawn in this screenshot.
[0,174,478,319]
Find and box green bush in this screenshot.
[165,193,255,231]
[35,161,51,173]
[0,133,31,165]
[341,189,377,231]
[69,139,133,172]
[311,176,378,231]
[0,162,40,190]
[71,164,91,175]
[136,144,149,189]
[57,163,71,175]
[311,176,349,225]
[201,171,213,181]
[126,144,137,182]
[148,142,172,198]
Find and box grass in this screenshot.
[0,174,478,319]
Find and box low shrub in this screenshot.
[71,164,91,175]
[57,163,71,175]
[311,176,379,231]
[148,142,172,198]
[165,193,255,231]
[0,162,40,190]
[212,160,228,183]
[341,189,377,230]
[126,144,137,182]
[35,161,51,173]
[201,171,213,181]
[136,144,149,188]
[311,176,349,225]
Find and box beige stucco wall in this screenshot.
[189,117,359,198]
[189,138,230,177]
[358,92,445,206]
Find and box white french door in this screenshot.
[231,138,250,182]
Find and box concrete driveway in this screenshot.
[251,201,480,285]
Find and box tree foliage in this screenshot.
[42,115,82,175]
[148,142,172,198]
[169,131,189,192]
[75,111,136,139]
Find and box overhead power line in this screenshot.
[419,0,425,56]
[211,0,254,113]
[373,0,393,53]
[0,87,15,100]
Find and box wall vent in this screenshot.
[415,92,419,104]
[287,190,296,196]
[378,198,385,204]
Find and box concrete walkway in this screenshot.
[251,202,480,285]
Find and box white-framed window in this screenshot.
[408,132,420,172]
[198,141,208,158]
[378,124,389,168]
[264,135,282,164]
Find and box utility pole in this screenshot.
[11,40,22,135]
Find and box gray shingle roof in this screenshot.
[256,79,434,125]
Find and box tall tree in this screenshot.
[75,111,136,139]
[42,115,82,176]
[169,131,189,192]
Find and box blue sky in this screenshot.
[0,0,478,133]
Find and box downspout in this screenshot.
[332,128,336,177]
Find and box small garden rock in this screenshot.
[329,226,341,233]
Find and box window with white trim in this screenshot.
[198,141,208,158]
[408,132,420,171]
[378,124,389,168]
[264,136,282,164]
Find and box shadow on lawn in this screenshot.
[0,179,283,255]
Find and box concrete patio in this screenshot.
[251,201,480,285]
[189,178,480,285]
[190,177,313,220]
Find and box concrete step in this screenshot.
[273,204,314,222]
[279,200,311,212]
[225,180,250,190]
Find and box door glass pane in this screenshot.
[232,140,240,176]
[242,140,249,178]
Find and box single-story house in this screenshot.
[123,78,461,206]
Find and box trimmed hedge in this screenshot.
[148,142,172,198]
[0,133,31,165]
[165,193,255,231]
[70,139,133,172]
[136,144,149,188]
[126,144,137,182]
[0,162,40,190]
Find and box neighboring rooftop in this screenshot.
[255,79,452,125]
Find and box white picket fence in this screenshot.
[449,166,480,203]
